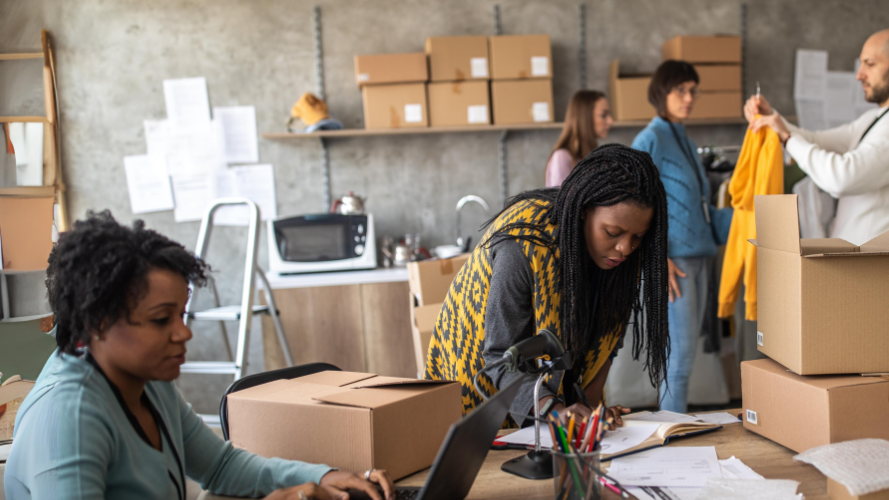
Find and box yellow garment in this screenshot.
[717,120,783,320]
[290,92,329,126]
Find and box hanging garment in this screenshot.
[793,176,837,238]
[717,122,784,320]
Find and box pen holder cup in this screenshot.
[552,450,601,500]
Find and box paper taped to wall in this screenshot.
[211,164,278,226]
[214,106,259,164]
[163,77,211,129]
[124,154,175,214]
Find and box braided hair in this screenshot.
[484,143,670,390]
[47,210,209,354]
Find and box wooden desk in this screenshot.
[200,410,828,500]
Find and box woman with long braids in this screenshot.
[424,144,670,426]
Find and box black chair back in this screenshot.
[218,362,341,440]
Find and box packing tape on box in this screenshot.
[439,259,454,275]
[794,439,889,496]
[698,478,802,500]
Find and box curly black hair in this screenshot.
[483,143,671,390]
[47,210,209,354]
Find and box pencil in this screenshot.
[567,413,576,444]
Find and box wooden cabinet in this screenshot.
[261,281,417,378]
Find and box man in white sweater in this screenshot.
[746,29,889,245]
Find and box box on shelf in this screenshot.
[354,52,428,87]
[741,358,889,453]
[407,254,470,307]
[427,80,490,127]
[608,59,656,122]
[410,299,443,375]
[691,91,742,119]
[488,34,552,80]
[490,79,554,125]
[663,35,742,63]
[228,371,461,480]
[361,83,428,130]
[754,194,889,375]
[0,196,54,271]
[695,64,741,92]
[425,36,490,82]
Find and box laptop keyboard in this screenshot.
[393,489,420,500]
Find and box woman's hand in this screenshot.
[319,469,395,500]
[264,482,333,500]
[743,95,774,123]
[667,258,686,303]
[602,405,632,427]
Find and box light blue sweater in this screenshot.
[4,349,333,500]
[632,116,732,258]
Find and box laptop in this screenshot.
[348,376,525,500]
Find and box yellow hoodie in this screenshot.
[717,121,783,320]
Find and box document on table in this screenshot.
[214,106,258,164]
[794,49,828,101]
[625,456,763,500]
[164,77,211,129]
[172,174,214,222]
[607,446,722,487]
[123,154,175,214]
[692,412,741,425]
[211,164,278,225]
[624,411,702,424]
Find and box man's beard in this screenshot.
[866,67,889,104]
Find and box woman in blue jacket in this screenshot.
[631,61,732,413]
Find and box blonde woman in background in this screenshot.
[545,90,614,187]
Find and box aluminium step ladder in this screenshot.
[180,198,294,426]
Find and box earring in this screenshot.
[93,335,100,341]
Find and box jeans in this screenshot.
[659,256,709,413]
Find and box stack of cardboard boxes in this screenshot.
[741,195,889,455]
[355,34,554,130]
[609,35,743,121]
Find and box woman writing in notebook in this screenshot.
[545,90,614,187]
[424,144,671,428]
[4,212,394,500]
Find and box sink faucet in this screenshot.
[456,195,491,251]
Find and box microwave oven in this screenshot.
[268,213,377,274]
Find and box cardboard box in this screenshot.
[228,371,461,480]
[410,300,443,375]
[406,254,470,306]
[0,196,54,271]
[754,194,889,375]
[425,36,490,82]
[828,478,889,500]
[427,80,490,127]
[0,376,35,441]
[741,358,889,453]
[608,59,656,122]
[695,64,741,91]
[663,35,742,63]
[354,52,428,87]
[690,91,742,119]
[490,79,554,125]
[489,34,552,80]
[361,83,428,130]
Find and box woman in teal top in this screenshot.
[4,211,394,500]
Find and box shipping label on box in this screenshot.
[608,59,656,122]
[428,81,490,127]
[489,34,552,80]
[425,36,490,82]
[361,83,428,130]
[228,371,462,480]
[741,359,889,453]
[490,79,554,125]
[353,53,428,87]
[754,195,889,375]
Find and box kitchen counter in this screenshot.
[265,267,408,290]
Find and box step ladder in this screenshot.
[180,198,293,426]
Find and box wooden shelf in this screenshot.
[262,117,746,140]
[0,53,43,61]
[0,186,56,197]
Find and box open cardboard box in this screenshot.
[741,358,889,453]
[753,195,889,375]
[608,59,656,122]
[407,254,469,307]
[410,296,443,376]
[228,371,461,480]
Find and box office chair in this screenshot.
[218,362,341,440]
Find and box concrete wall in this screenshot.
[2,0,886,413]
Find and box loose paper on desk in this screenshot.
[124,154,175,214]
[211,164,277,225]
[214,106,258,164]
[144,119,226,176]
[172,174,214,222]
[607,446,722,487]
[794,49,828,101]
[164,77,211,129]
[693,412,741,425]
[626,457,763,500]
[698,478,802,500]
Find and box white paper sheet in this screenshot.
[172,174,214,222]
[825,72,857,129]
[693,412,741,425]
[164,77,211,129]
[123,154,175,214]
[795,99,828,131]
[8,122,44,186]
[794,49,828,101]
[607,446,722,487]
[626,457,764,500]
[600,424,660,456]
[624,411,702,424]
[144,119,226,176]
[211,164,278,226]
[496,425,553,449]
[698,478,802,500]
[213,106,259,164]
[719,456,764,480]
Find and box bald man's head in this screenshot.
[858,30,889,105]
